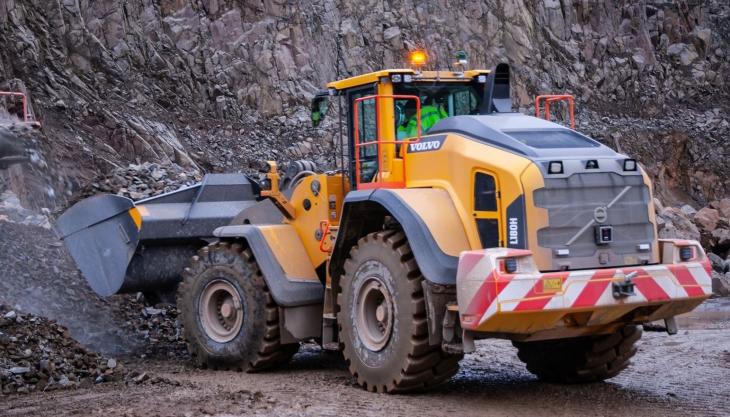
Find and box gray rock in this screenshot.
[667,43,699,66]
[58,375,72,386]
[9,366,30,374]
[712,272,730,297]
[680,204,697,217]
[708,252,727,273]
[143,307,164,316]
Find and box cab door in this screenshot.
[346,85,377,186]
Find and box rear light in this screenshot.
[548,161,563,174]
[504,257,518,273]
[679,246,694,262]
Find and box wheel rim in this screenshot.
[355,276,394,352]
[199,279,244,343]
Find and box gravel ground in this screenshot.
[1,214,728,416]
[3,301,729,417]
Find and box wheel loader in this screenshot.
[57,59,712,393]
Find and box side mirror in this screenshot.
[311,91,329,128]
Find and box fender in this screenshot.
[214,224,323,307]
[330,188,469,285]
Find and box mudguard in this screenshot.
[331,188,470,285]
[214,224,324,307]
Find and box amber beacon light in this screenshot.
[409,50,428,68]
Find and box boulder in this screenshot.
[712,272,730,297]
[710,198,730,219]
[667,43,699,67]
[694,207,720,232]
[680,204,697,217]
[707,252,727,273]
[711,228,730,250]
[657,207,701,242]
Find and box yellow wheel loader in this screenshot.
[57,61,712,392]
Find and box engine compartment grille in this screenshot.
[534,172,655,270]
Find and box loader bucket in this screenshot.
[56,195,141,297]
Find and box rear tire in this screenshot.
[513,325,642,383]
[337,230,462,393]
[177,242,298,371]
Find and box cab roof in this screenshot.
[326,69,491,91]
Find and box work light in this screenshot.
[623,159,637,171]
[548,161,563,174]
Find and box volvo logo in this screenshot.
[594,206,608,223]
[406,136,446,153]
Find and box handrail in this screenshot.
[0,91,40,127]
[352,94,421,190]
[535,94,574,129]
[318,221,332,253]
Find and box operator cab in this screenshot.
[312,56,511,188]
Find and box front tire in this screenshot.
[177,242,298,371]
[513,325,642,383]
[337,231,462,393]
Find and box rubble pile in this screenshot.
[80,162,203,201]
[0,190,52,229]
[115,297,187,360]
[655,198,730,296]
[0,219,189,360]
[576,106,730,206]
[0,305,123,395]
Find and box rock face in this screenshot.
[0,0,727,211]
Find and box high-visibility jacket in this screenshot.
[397,105,448,139]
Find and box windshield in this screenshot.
[393,83,483,138]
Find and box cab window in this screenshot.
[393,83,482,139]
[346,86,377,183]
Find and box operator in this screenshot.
[396,96,448,139]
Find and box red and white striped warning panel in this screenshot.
[456,240,712,331]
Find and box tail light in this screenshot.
[504,257,518,273]
[679,246,694,262]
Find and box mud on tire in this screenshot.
[513,325,642,383]
[177,242,298,371]
[337,230,462,393]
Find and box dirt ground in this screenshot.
[3,299,729,417]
